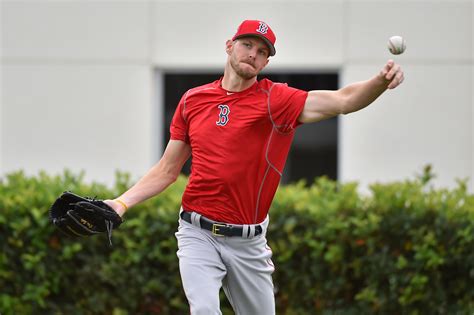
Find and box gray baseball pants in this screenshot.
[175,211,275,315]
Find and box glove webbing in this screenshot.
[105,220,114,247]
[86,196,115,247]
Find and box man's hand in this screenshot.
[380,59,404,89]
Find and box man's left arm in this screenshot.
[298,60,404,124]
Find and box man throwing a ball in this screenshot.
[105,20,404,315]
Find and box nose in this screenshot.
[248,47,257,59]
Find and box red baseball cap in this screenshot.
[232,20,276,56]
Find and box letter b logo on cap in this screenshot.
[256,22,268,35]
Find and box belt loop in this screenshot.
[241,225,257,238]
[248,225,255,238]
[241,225,249,238]
[191,212,202,228]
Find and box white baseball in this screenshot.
[388,35,406,55]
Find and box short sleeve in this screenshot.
[269,83,308,132]
[170,92,190,143]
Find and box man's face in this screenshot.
[227,37,270,80]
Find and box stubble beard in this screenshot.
[230,58,257,80]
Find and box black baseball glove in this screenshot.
[50,191,123,246]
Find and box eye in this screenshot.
[243,42,251,48]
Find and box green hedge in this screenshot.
[1,167,473,314]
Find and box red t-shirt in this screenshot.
[170,78,308,224]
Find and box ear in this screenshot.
[225,39,233,55]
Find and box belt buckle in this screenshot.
[212,223,227,237]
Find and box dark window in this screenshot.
[163,72,338,183]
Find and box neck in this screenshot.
[221,63,257,92]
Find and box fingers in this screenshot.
[380,59,393,78]
[382,59,404,89]
[387,70,404,89]
[385,62,399,81]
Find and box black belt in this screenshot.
[180,211,263,237]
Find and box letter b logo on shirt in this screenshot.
[216,104,230,126]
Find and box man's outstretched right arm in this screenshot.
[105,140,191,216]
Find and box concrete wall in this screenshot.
[1,1,155,184]
[340,1,473,190]
[1,0,472,191]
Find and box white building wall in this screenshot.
[2,64,153,181]
[0,1,3,176]
[471,0,474,190]
[151,1,345,69]
[1,1,155,184]
[341,0,473,191]
[1,0,472,191]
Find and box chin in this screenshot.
[234,69,255,80]
[238,71,257,80]
[242,66,260,77]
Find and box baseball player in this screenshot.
[104,20,404,315]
